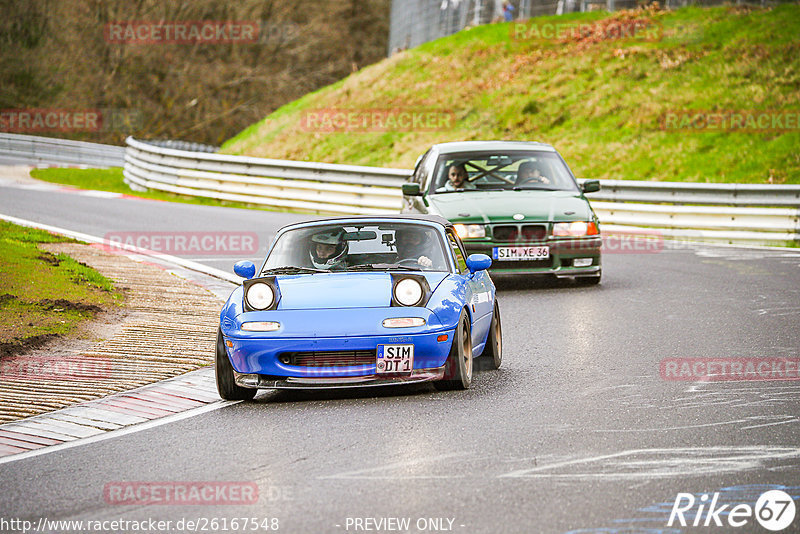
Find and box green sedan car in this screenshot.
[401,141,602,284]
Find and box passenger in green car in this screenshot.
[516,161,551,186]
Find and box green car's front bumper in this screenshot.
[461,236,602,278]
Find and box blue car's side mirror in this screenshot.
[233,260,256,279]
[466,254,492,273]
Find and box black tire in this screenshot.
[478,301,502,370]
[215,328,256,401]
[434,309,472,390]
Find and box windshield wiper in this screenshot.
[347,263,419,272]
[261,266,328,275]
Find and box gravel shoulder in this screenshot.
[0,242,223,423]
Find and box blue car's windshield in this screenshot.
[262,223,450,273]
[429,150,580,194]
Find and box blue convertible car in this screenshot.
[216,215,502,400]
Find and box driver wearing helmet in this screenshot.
[309,229,348,270]
[395,227,435,268]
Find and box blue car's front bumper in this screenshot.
[222,308,456,389]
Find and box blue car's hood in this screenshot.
[275,272,448,310]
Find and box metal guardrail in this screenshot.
[587,179,800,207]
[583,181,800,244]
[123,137,409,215]
[141,139,220,154]
[1,134,792,244]
[123,136,799,245]
[0,133,125,168]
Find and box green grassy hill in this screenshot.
[221,4,800,184]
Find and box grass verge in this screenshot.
[0,220,123,356]
[221,5,800,184]
[29,167,301,212]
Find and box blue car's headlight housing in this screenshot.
[242,277,281,311]
[391,274,431,307]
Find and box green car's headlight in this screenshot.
[553,221,598,237]
[454,224,486,239]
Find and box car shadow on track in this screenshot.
[249,365,507,404]
[253,382,434,404]
[492,274,600,291]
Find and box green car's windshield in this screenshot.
[429,150,580,194]
[262,223,450,273]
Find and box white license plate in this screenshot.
[493,246,550,261]
[376,344,414,374]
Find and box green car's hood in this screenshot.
[427,190,593,223]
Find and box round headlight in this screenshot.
[246,282,274,310]
[395,278,423,307]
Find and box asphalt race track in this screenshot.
[1,178,799,534]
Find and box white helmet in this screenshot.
[309,229,348,269]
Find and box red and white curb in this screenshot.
[0,368,234,463]
[0,213,243,463]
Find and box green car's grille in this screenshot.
[491,224,547,242]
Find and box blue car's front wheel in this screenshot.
[434,309,472,390]
[479,300,502,370]
[216,328,256,401]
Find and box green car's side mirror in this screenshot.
[402,183,422,196]
[582,180,600,193]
